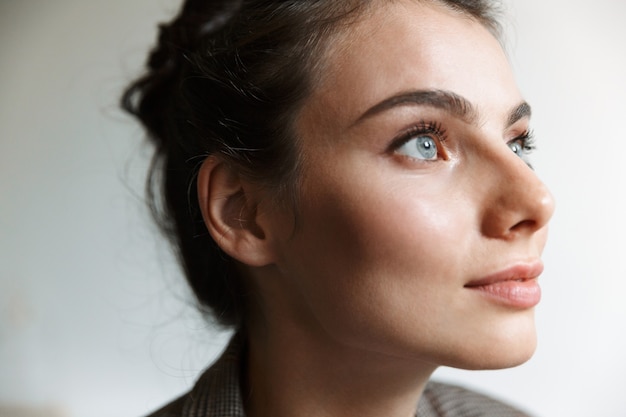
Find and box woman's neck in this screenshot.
[243,321,437,417]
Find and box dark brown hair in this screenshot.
[121,0,502,328]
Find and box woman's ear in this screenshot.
[197,156,277,267]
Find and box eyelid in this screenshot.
[388,121,447,152]
[508,129,535,147]
[505,116,532,139]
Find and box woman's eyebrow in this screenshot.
[353,89,479,126]
[353,89,532,128]
[507,101,532,127]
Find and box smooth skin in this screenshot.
[197,1,555,417]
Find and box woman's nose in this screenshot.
[480,151,555,240]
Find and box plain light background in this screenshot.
[1,1,625,416]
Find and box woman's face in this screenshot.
[260,0,554,370]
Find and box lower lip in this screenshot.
[467,279,541,309]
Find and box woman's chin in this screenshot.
[447,326,538,371]
[463,343,537,371]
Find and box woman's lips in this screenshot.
[464,262,544,309]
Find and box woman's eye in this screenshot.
[507,133,535,159]
[508,139,524,157]
[506,131,536,168]
[396,135,439,160]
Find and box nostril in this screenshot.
[510,219,538,234]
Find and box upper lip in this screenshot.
[464,260,544,287]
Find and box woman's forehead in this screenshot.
[304,0,519,131]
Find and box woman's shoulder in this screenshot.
[144,395,186,417]
[419,381,533,417]
[145,381,533,417]
[144,335,245,417]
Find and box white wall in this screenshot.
[1,1,625,416]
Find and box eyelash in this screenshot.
[390,121,447,154]
[508,129,537,168]
[510,129,536,152]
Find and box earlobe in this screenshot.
[197,156,276,267]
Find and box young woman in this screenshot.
[122,0,555,416]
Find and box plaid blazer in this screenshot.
[147,335,532,417]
